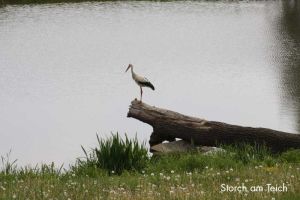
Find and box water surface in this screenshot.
[0,1,299,166]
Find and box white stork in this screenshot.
[125,64,155,101]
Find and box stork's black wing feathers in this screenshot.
[138,81,155,90]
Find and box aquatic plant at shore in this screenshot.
[79,133,149,175]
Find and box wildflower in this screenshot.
[171,170,174,174]
[72,173,75,177]
[217,172,220,175]
[151,173,154,176]
[225,170,229,174]
[12,194,16,199]
[230,168,233,171]
[159,173,163,176]
[0,186,6,191]
[291,175,294,178]
[166,176,171,181]
[186,172,192,176]
[111,170,115,174]
[142,170,145,174]
[205,166,208,169]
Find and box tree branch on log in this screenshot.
[127,99,300,153]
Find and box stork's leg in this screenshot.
[140,87,143,102]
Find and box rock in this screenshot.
[151,140,194,154]
[150,140,225,155]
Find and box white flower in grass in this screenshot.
[171,170,174,174]
[186,172,192,176]
[12,194,16,199]
[151,173,154,176]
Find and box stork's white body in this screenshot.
[125,64,155,101]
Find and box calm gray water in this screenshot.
[0,1,299,166]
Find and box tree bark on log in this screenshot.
[127,99,300,153]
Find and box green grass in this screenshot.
[78,133,149,175]
[0,134,300,199]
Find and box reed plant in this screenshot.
[80,133,149,175]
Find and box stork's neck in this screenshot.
[130,66,136,78]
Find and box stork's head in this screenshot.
[125,64,133,72]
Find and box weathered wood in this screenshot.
[127,99,300,152]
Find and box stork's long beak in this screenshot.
[125,65,130,73]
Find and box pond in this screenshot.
[0,1,299,166]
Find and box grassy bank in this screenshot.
[1,134,300,199]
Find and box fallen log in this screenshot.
[127,99,300,153]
